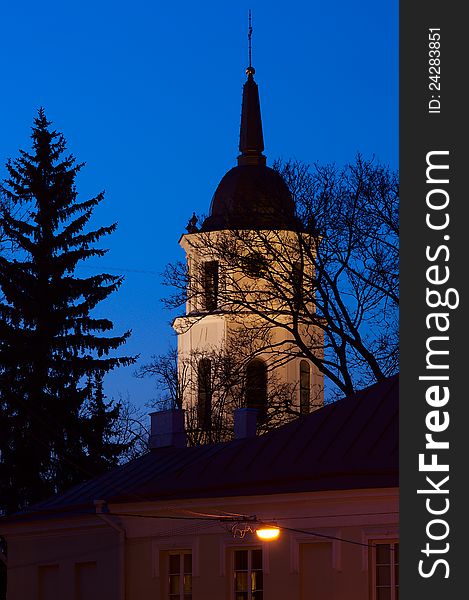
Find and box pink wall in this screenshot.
[3,488,398,600]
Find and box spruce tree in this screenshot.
[81,374,132,474]
[0,109,135,514]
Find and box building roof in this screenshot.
[201,67,301,232]
[202,164,299,232]
[13,375,398,520]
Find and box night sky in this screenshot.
[0,1,398,409]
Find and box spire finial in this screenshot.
[246,10,255,76]
[238,10,265,166]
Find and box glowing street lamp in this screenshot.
[256,526,280,541]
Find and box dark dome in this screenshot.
[202,164,300,231]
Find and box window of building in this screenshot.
[245,359,267,421]
[197,358,212,430]
[372,542,399,600]
[168,552,192,600]
[300,360,311,414]
[203,261,219,311]
[292,260,303,308]
[242,253,268,279]
[234,548,263,600]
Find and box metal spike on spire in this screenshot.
[238,9,265,166]
[246,10,255,76]
[248,10,253,68]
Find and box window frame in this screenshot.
[168,550,193,600]
[292,260,303,309]
[299,359,311,414]
[369,540,399,600]
[232,547,263,600]
[245,359,268,421]
[203,260,219,312]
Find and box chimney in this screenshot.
[149,409,186,449]
[234,408,258,439]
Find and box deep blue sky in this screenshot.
[0,1,398,409]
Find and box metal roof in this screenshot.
[12,375,398,518]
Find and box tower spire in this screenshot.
[238,10,266,167]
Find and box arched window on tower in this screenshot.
[300,360,311,414]
[197,358,212,430]
[245,359,267,421]
[203,261,219,311]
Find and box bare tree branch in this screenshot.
[163,155,398,398]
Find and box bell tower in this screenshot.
[173,26,324,438]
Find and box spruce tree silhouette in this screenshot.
[0,109,135,515]
[81,374,133,473]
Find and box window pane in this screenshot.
[300,360,311,414]
[242,253,267,278]
[376,544,390,565]
[245,360,267,420]
[235,550,248,571]
[394,544,399,564]
[169,575,180,594]
[183,575,192,593]
[235,572,248,592]
[376,566,391,586]
[169,555,180,575]
[377,588,391,600]
[292,261,303,307]
[252,570,263,591]
[184,554,192,574]
[251,549,262,570]
[234,549,263,600]
[204,261,219,311]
